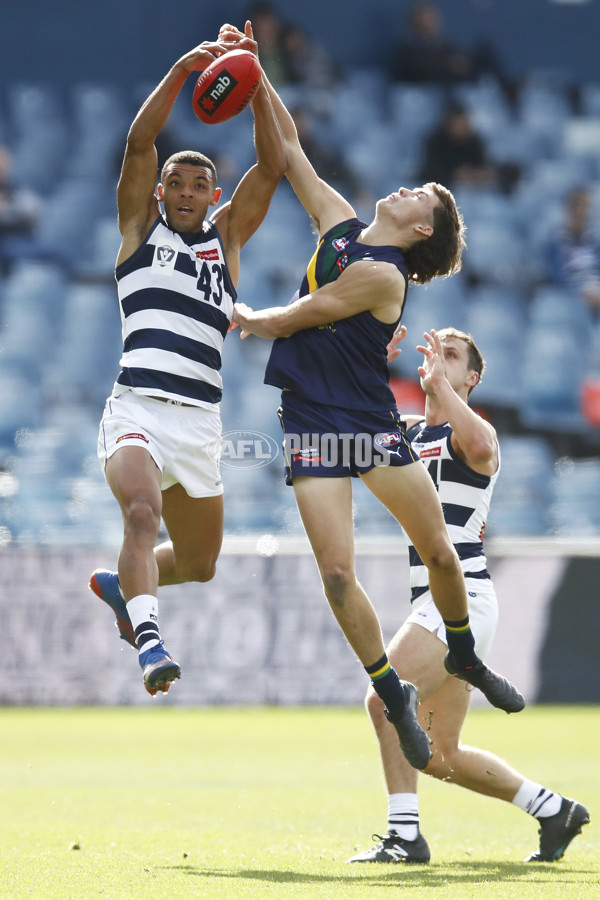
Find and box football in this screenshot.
[192,49,261,125]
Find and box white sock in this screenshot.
[126,594,160,655]
[512,780,562,818]
[387,792,419,841]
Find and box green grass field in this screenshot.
[1,705,597,899]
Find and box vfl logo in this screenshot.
[156,245,176,266]
[196,69,239,117]
[332,237,349,251]
[153,243,177,273]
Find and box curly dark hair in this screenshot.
[403,182,466,285]
[161,151,218,186]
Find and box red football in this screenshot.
[192,49,261,125]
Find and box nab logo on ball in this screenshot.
[193,49,261,125]
[195,69,239,120]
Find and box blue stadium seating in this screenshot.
[519,331,586,430]
[487,435,555,537]
[550,457,600,536]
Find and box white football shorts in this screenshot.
[405,576,498,659]
[97,391,223,498]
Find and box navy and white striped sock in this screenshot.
[387,792,419,841]
[512,780,562,819]
[126,594,161,656]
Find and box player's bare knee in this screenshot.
[321,569,353,607]
[123,497,161,538]
[179,559,217,583]
[423,743,459,780]
[423,544,460,577]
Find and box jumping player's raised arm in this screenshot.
[210,21,286,287]
[417,329,498,476]
[116,40,228,267]
[219,23,353,236]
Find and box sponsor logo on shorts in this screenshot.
[116,432,150,444]
[285,433,393,469]
[221,430,279,469]
[292,447,321,461]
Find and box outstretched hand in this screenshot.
[386,324,408,363]
[232,301,254,339]
[218,20,258,56]
[177,20,256,75]
[417,329,446,392]
[178,40,230,73]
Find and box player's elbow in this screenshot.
[273,150,287,181]
[124,120,153,153]
[257,157,286,184]
[469,436,497,468]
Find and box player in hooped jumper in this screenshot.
[224,21,524,772]
[346,327,590,864]
[88,25,285,696]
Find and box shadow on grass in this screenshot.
[160,861,593,887]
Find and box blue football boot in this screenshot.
[89,569,136,648]
[139,641,181,696]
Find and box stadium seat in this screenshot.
[486,435,555,536]
[6,83,68,194]
[35,177,111,265]
[518,80,571,158]
[43,284,121,405]
[551,457,600,536]
[528,284,593,337]
[0,366,41,454]
[465,303,525,409]
[388,84,444,142]
[453,78,512,134]
[462,220,529,286]
[519,331,586,429]
[1,262,68,376]
[77,216,121,279]
[453,187,520,232]
[2,260,67,323]
[345,124,403,197]
[469,283,527,315]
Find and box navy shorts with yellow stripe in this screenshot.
[277,391,419,485]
